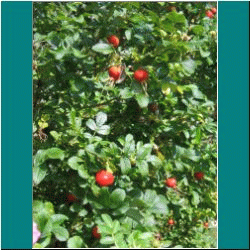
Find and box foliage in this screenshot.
[33,1,217,248]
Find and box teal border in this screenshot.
[1,1,249,249]
[1,1,32,248]
[218,1,249,249]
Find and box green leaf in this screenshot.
[136,93,149,108]
[77,165,89,179]
[96,125,110,135]
[143,190,157,204]
[96,112,107,126]
[167,12,187,24]
[110,188,126,207]
[92,42,113,55]
[33,150,48,168]
[200,47,210,58]
[126,208,144,223]
[138,161,149,176]
[191,25,204,35]
[125,29,132,40]
[191,191,200,206]
[136,143,152,161]
[101,214,113,228]
[51,214,68,225]
[120,157,131,174]
[39,234,51,248]
[124,134,135,156]
[52,226,69,241]
[33,243,43,248]
[78,209,88,217]
[67,156,83,170]
[181,58,196,75]
[112,220,121,234]
[67,236,83,248]
[114,233,128,248]
[150,195,169,215]
[46,148,65,160]
[86,119,97,131]
[100,236,115,245]
[33,165,47,185]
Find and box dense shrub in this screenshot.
[33,2,217,248]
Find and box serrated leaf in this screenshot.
[114,233,128,248]
[125,29,132,40]
[191,191,200,206]
[110,188,126,207]
[33,165,47,185]
[112,220,121,234]
[52,226,69,241]
[86,119,97,131]
[51,214,68,225]
[33,150,48,168]
[67,236,83,248]
[92,42,113,55]
[126,208,144,223]
[136,93,149,108]
[123,134,135,156]
[100,236,115,245]
[68,156,83,170]
[96,112,107,126]
[101,214,113,228]
[96,125,110,135]
[46,148,65,160]
[120,157,131,174]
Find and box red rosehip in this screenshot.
[194,172,204,180]
[133,69,148,83]
[168,219,175,225]
[92,226,101,239]
[165,177,177,188]
[211,7,217,14]
[107,35,120,48]
[66,193,77,203]
[96,169,115,187]
[206,10,214,18]
[204,222,209,228]
[108,66,122,81]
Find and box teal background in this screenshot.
[1,1,32,249]
[218,1,249,249]
[0,1,249,249]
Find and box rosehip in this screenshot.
[92,226,101,239]
[108,66,121,81]
[96,169,115,187]
[206,10,214,18]
[194,172,204,180]
[204,222,209,228]
[133,69,148,83]
[107,35,120,48]
[165,177,177,188]
[211,7,217,14]
[66,193,77,203]
[168,219,175,225]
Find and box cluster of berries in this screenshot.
[206,7,217,18]
[107,35,148,83]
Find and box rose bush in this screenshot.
[33,2,217,248]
